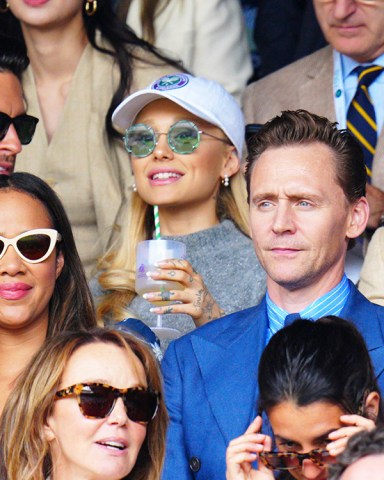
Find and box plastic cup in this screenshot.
[135,239,186,341]
[135,239,186,305]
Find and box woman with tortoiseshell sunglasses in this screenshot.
[226,316,383,480]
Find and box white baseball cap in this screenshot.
[112,73,245,156]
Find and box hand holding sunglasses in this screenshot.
[0,112,39,145]
[0,229,61,263]
[226,416,274,480]
[55,383,160,424]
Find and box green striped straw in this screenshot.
[154,205,161,239]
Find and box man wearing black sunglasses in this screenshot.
[161,110,384,480]
[0,35,37,175]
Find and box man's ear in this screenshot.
[346,197,369,239]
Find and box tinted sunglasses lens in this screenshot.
[124,390,158,423]
[79,385,115,418]
[169,122,199,154]
[0,113,11,141]
[125,125,155,157]
[312,450,336,465]
[260,453,300,471]
[13,115,38,145]
[17,234,52,261]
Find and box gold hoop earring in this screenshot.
[85,0,97,16]
[0,1,9,13]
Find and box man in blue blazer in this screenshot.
[161,110,384,480]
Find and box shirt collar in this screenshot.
[266,274,351,322]
[340,51,384,80]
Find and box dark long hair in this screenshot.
[0,172,96,334]
[0,33,29,79]
[258,317,384,423]
[0,0,184,138]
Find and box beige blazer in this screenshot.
[16,42,176,278]
[243,46,384,191]
[359,227,384,306]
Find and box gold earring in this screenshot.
[0,1,9,13]
[85,0,97,16]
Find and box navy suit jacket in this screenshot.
[161,282,384,479]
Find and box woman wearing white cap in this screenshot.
[92,73,266,342]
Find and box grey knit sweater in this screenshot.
[91,220,266,342]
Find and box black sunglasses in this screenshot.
[0,112,39,145]
[259,449,336,471]
[55,383,160,423]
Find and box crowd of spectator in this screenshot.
[0,1,384,479]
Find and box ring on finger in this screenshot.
[161,290,172,302]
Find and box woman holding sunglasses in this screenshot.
[0,172,95,413]
[93,73,266,339]
[0,327,167,480]
[226,317,383,480]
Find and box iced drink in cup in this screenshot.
[135,239,186,340]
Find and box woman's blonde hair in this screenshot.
[0,328,168,480]
[97,170,250,322]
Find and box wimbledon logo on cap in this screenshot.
[152,74,189,91]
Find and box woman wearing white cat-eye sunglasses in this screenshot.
[0,172,95,414]
[0,229,61,263]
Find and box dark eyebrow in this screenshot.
[275,429,337,446]
[251,192,278,203]
[251,193,326,207]
[274,435,299,444]
[313,429,337,443]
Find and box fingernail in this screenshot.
[150,307,161,313]
[143,292,155,299]
[154,260,167,267]
[146,270,160,278]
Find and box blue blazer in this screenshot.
[161,282,384,479]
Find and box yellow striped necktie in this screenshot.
[347,65,384,182]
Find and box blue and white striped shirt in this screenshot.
[266,274,351,342]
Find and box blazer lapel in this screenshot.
[299,46,336,120]
[190,302,268,444]
[341,282,384,381]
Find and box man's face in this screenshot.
[314,0,384,63]
[249,143,361,293]
[0,72,24,175]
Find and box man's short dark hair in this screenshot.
[329,427,384,480]
[0,34,29,80]
[245,110,367,205]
